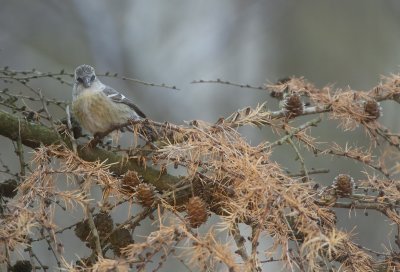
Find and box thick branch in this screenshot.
[0,110,181,193]
[0,110,63,148]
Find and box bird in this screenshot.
[71,64,147,138]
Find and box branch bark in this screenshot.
[0,110,181,193]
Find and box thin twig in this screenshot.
[331,201,386,211]
[0,89,67,110]
[286,137,309,182]
[42,234,62,269]
[26,244,48,272]
[99,73,179,90]
[65,105,78,154]
[287,168,329,177]
[102,207,155,253]
[85,205,103,258]
[191,79,264,91]
[231,223,249,262]
[37,88,61,137]
[16,119,26,177]
[0,68,179,90]
[353,242,389,257]
[262,117,322,150]
[313,144,391,179]
[376,126,400,152]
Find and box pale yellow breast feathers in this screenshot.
[72,91,132,134]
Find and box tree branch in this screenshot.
[0,110,182,194]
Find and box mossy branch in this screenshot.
[0,110,181,192]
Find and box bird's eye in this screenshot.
[90,75,95,81]
[77,77,83,83]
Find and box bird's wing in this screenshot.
[102,86,146,118]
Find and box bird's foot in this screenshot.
[86,133,103,148]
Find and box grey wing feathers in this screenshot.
[102,86,146,118]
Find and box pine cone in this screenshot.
[186,197,209,228]
[121,170,142,195]
[270,77,291,99]
[333,174,354,197]
[74,220,91,243]
[0,179,18,198]
[110,228,133,256]
[94,212,114,238]
[11,260,32,272]
[364,100,381,120]
[283,93,303,117]
[74,212,113,248]
[192,177,212,204]
[136,183,156,207]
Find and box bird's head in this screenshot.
[74,64,96,88]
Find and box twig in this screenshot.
[376,126,400,152]
[5,75,64,137]
[397,224,400,250]
[0,68,73,86]
[286,137,309,182]
[26,241,48,272]
[331,201,386,211]
[249,202,272,272]
[65,105,78,154]
[191,79,264,91]
[88,118,185,148]
[250,225,262,272]
[99,73,179,90]
[353,242,388,257]
[31,221,81,243]
[102,207,155,253]
[287,168,329,177]
[283,214,306,271]
[42,233,62,269]
[85,205,103,258]
[231,223,249,262]
[0,68,179,90]
[16,119,26,177]
[262,117,322,150]
[259,258,284,263]
[314,144,391,179]
[0,89,67,110]
[26,245,37,272]
[37,88,62,137]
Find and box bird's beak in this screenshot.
[83,77,91,88]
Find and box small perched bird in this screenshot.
[71,64,146,137]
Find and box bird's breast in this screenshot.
[72,92,132,134]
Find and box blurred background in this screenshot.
[1,0,400,270]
